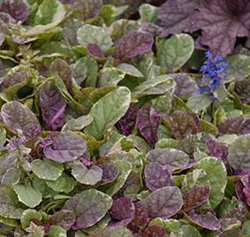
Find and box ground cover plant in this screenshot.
[0,0,250,236]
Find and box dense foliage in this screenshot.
[0,0,250,236]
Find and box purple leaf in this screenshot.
[119,103,139,136]
[144,163,174,192]
[234,79,250,105]
[157,0,200,37]
[87,43,106,59]
[190,0,250,56]
[1,101,40,133]
[146,186,183,219]
[236,173,250,207]
[63,189,113,229]
[218,116,250,135]
[182,187,210,212]
[147,148,190,172]
[127,202,150,233]
[23,123,41,142]
[99,163,120,185]
[167,110,201,140]
[0,0,29,22]
[136,106,161,147]
[115,31,154,62]
[50,210,75,231]
[173,73,199,97]
[43,132,87,163]
[206,138,230,170]
[185,208,221,231]
[59,0,73,4]
[109,197,135,227]
[40,81,67,131]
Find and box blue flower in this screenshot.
[199,50,228,96]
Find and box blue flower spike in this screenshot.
[199,50,228,96]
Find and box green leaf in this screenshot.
[186,93,212,112]
[200,119,218,136]
[0,127,6,147]
[228,134,250,171]
[21,209,43,229]
[31,159,64,181]
[132,74,175,98]
[34,0,66,25]
[47,225,67,237]
[106,160,133,196]
[117,63,143,78]
[226,54,250,82]
[156,34,194,72]
[99,67,125,87]
[85,87,131,138]
[61,115,93,132]
[71,161,103,186]
[194,157,227,208]
[46,173,75,193]
[73,56,98,87]
[13,184,42,208]
[77,24,112,52]
[0,186,25,219]
[213,106,227,125]
[139,3,159,23]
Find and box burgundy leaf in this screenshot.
[136,106,161,147]
[186,208,221,230]
[40,81,67,131]
[182,187,210,212]
[115,31,154,62]
[50,210,75,231]
[218,116,250,135]
[109,197,135,227]
[99,163,120,185]
[119,103,139,136]
[87,43,106,59]
[190,0,250,56]
[23,123,41,142]
[43,132,87,163]
[167,110,201,140]
[0,0,29,22]
[157,0,200,37]
[127,202,150,233]
[144,163,174,191]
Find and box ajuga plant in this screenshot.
[0,0,250,236]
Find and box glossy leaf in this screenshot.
[156,34,194,72]
[43,132,87,163]
[146,186,183,219]
[85,87,131,138]
[63,189,113,229]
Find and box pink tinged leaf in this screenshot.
[115,31,154,62]
[136,106,161,147]
[0,0,29,22]
[140,225,166,237]
[218,116,250,135]
[157,0,200,37]
[40,82,67,131]
[109,197,135,227]
[144,163,175,192]
[127,202,150,233]
[146,186,183,219]
[191,0,250,56]
[43,132,87,163]
[87,43,106,59]
[182,186,210,212]
[119,103,139,136]
[166,110,201,140]
[185,209,221,230]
